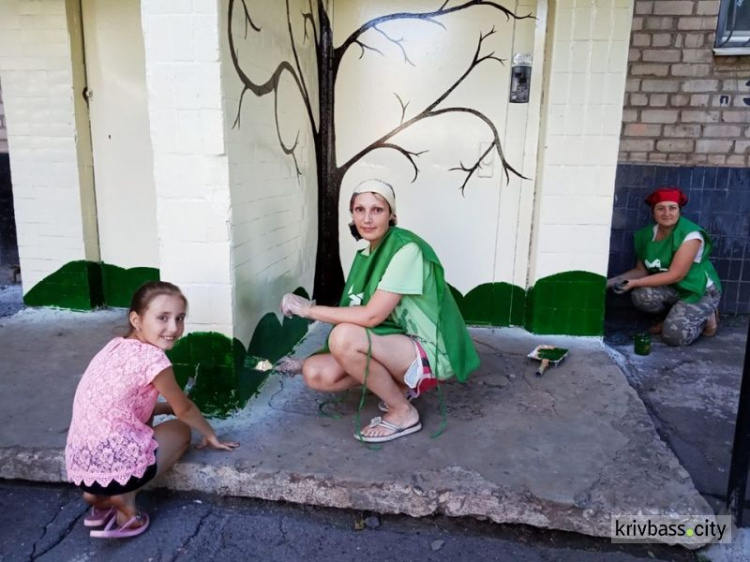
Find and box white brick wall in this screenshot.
[529,0,634,282]
[0,0,92,290]
[220,0,317,346]
[142,0,235,337]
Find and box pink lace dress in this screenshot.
[65,337,172,487]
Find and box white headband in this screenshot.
[351,179,397,216]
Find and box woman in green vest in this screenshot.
[606,187,721,346]
[280,179,479,443]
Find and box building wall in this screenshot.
[81,0,159,270]
[531,0,634,280]
[334,0,538,297]
[620,0,750,166]
[610,164,750,314]
[0,0,97,289]
[141,0,234,336]
[221,0,318,347]
[0,0,640,339]
[218,0,635,337]
[612,0,750,315]
[525,0,634,333]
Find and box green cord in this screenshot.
[429,314,448,439]
[354,328,381,450]
[430,380,447,439]
[317,390,349,419]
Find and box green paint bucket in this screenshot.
[634,332,651,356]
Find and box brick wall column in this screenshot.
[141,0,234,336]
[0,0,98,290]
[528,0,635,282]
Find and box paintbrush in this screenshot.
[184,364,200,396]
[528,345,570,377]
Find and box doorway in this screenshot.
[0,100,22,316]
[81,0,159,269]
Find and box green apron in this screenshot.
[326,226,479,382]
[634,216,722,303]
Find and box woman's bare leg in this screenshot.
[302,353,360,392]
[328,323,419,438]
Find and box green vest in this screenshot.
[331,227,479,382]
[634,217,722,303]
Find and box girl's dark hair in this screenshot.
[127,281,187,335]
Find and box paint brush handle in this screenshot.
[536,358,550,377]
[184,364,201,396]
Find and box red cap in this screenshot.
[644,187,688,207]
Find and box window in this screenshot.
[715,0,750,54]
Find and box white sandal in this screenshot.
[354,416,422,443]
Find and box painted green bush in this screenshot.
[167,332,248,418]
[247,287,312,363]
[100,264,160,307]
[525,271,606,336]
[25,261,312,417]
[23,260,159,310]
[247,314,310,364]
[452,275,605,335]
[167,287,312,418]
[452,282,526,326]
[23,261,104,310]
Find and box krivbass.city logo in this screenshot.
[611,514,733,545]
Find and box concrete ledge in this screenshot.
[0,311,714,546]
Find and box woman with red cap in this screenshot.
[278,179,479,443]
[607,187,721,346]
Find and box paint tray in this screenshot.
[527,345,570,377]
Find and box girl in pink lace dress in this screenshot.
[65,281,239,539]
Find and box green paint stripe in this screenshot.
[525,271,606,336]
[453,273,605,335]
[23,260,158,310]
[23,261,103,310]
[101,264,160,308]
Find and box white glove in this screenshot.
[281,293,314,318]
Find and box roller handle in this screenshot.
[536,358,550,377]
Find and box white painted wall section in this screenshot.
[141,0,234,337]
[0,0,95,290]
[335,0,537,295]
[528,0,634,283]
[221,0,318,347]
[82,0,159,269]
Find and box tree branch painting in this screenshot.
[228,0,532,304]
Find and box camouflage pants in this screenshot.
[631,285,721,347]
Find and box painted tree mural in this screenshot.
[228,0,531,305]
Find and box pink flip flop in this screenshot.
[84,506,116,527]
[90,512,150,539]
